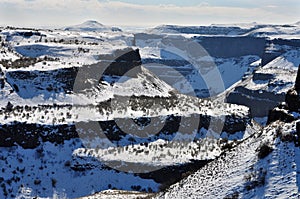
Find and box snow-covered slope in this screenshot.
[157,65,300,199]
[78,190,154,199]
[156,120,300,199]
[135,34,263,98]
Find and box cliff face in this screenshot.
[283,64,300,114]
[101,48,142,77]
[227,49,299,117]
[0,95,251,149]
[194,36,266,58]
[267,64,300,124]
[5,48,142,98]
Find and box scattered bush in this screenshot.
[51,178,57,187]
[257,142,273,159]
[244,169,267,191]
[280,132,295,142]
[131,185,141,191]
[224,192,239,199]
[34,179,41,185]
[64,160,71,167]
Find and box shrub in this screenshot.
[64,161,71,167]
[34,179,41,185]
[224,192,239,199]
[131,185,141,191]
[51,178,57,187]
[244,169,267,191]
[280,132,295,142]
[257,142,273,159]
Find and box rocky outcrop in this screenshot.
[285,89,300,112]
[295,64,300,91]
[0,112,249,149]
[267,107,294,124]
[228,86,285,117]
[268,64,300,124]
[285,64,300,112]
[5,48,142,98]
[101,48,142,77]
[227,56,297,117]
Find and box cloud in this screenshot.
[0,0,299,27]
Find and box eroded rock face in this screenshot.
[228,58,298,118]
[102,48,142,77]
[294,64,300,91]
[5,48,142,97]
[296,122,300,145]
[267,107,294,124]
[268,64,300,124]
[0,122,77,149]
[285,64,300,112]
[0,103,250,149]
[285,88,300,112]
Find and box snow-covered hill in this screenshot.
[64,20,122,32]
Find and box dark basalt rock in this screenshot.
[102,48,142,77]
[5,48,142,98]
[194,36,266,58]
[285,64,300,111]
[268,64,300,123]
[0,110,250,149]
[0,122,78,149]
[285,88,300,112]
[227,86,284,117]
[295,64,300,91]
[252,73,274,81]
[267,108,294,124]
[296,122,300,146]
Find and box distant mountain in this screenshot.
[64,20,122,32]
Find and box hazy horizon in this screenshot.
[0,0,299,28]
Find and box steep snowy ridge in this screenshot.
[157,120,300,199]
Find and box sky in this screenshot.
[0,0,299,28]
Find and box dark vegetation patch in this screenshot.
[244,168,267,191]
[138,160,211,191]
[256,142,273,159]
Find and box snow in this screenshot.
[78,190,153,199]
[1,22,300,199]
[148,22,300,39]
[245,51,299,94]
[0,93,250,126]
[0,139,158,199]
[157,120,300,198]
[137,42,260,98]
[73,138,222,169]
